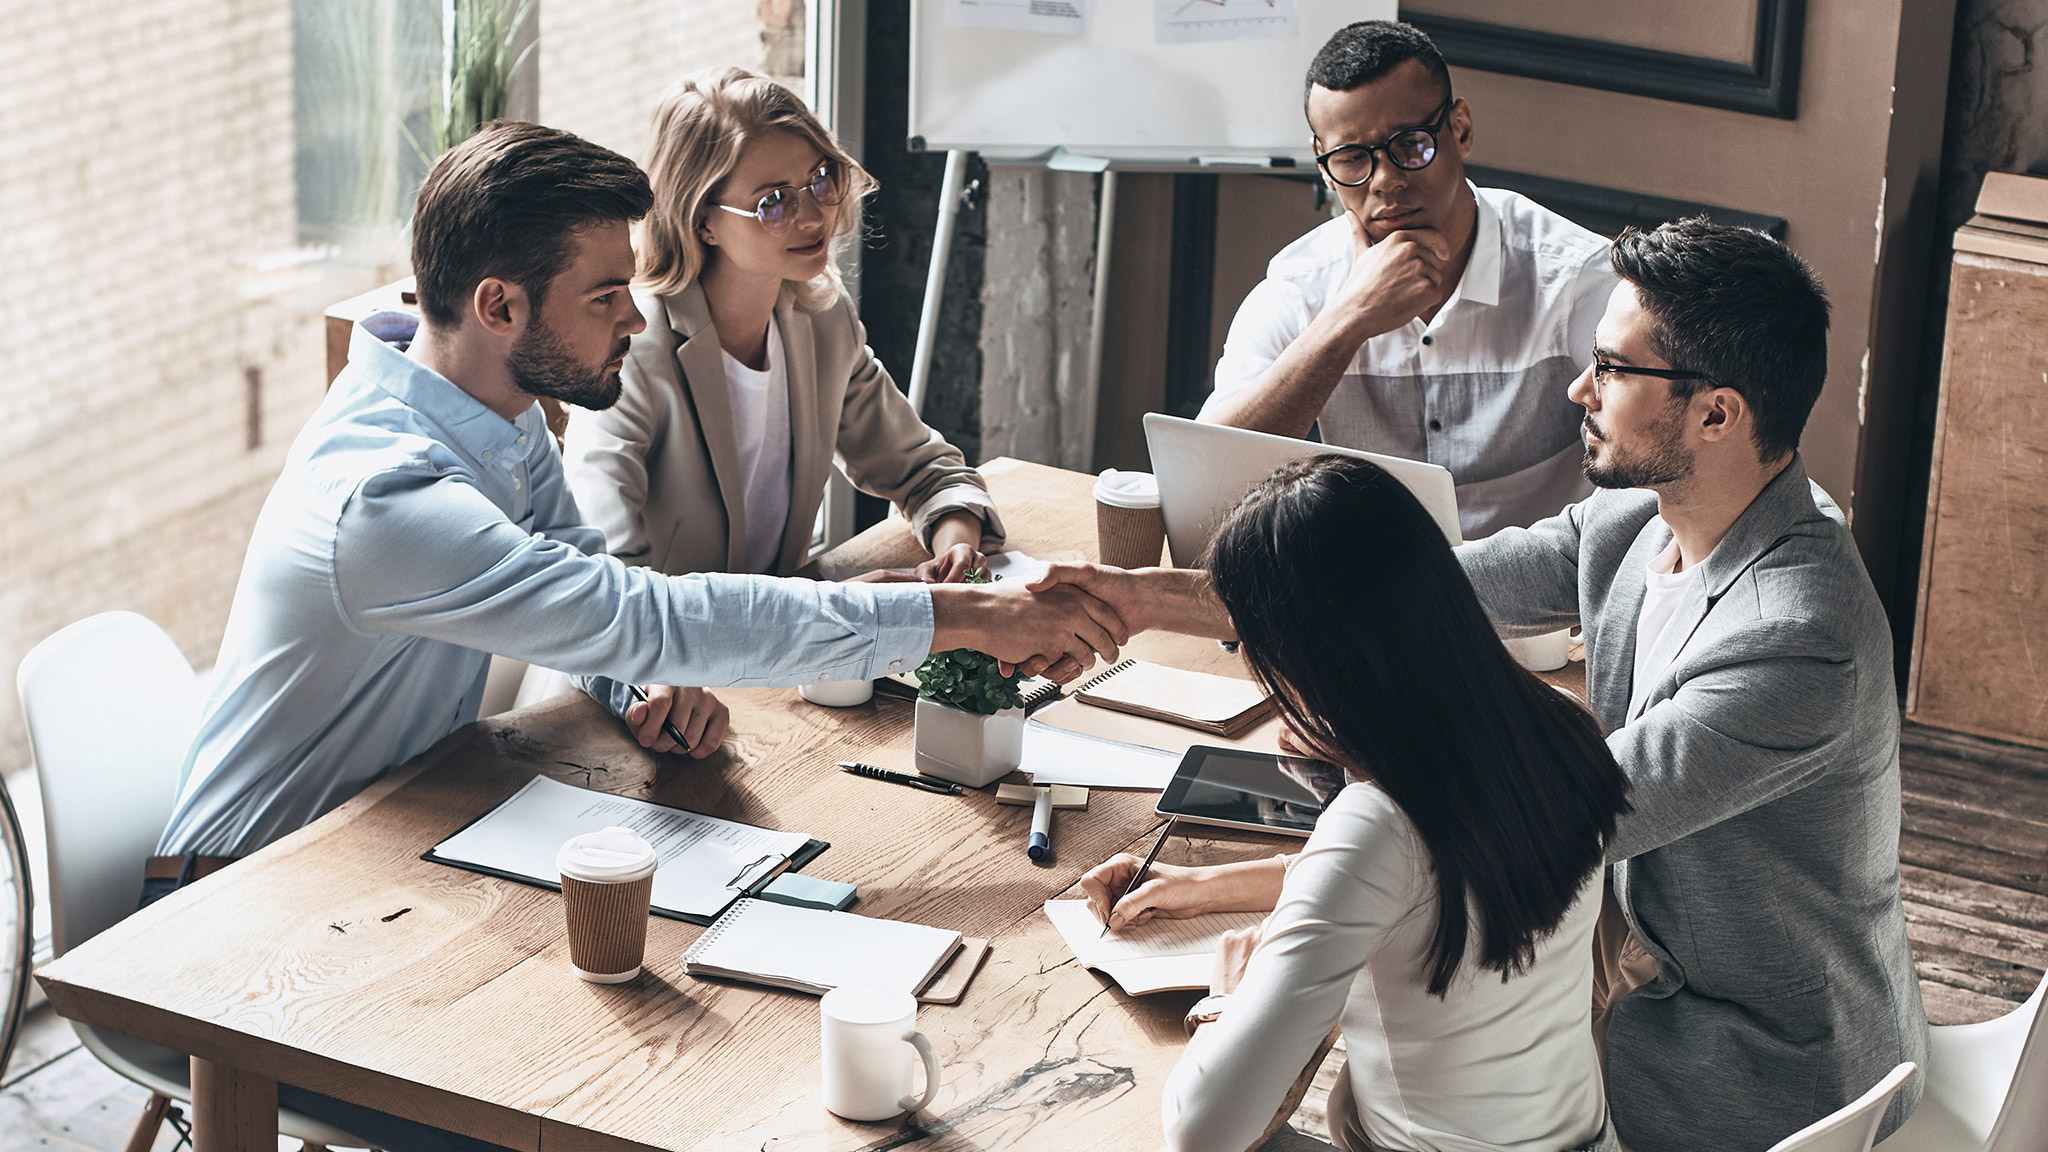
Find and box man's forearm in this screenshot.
[1129,567,1237,641]
[1205,310,1374,438]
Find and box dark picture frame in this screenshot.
[1398,0,1805,119]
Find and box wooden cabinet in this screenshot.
[1908,182,2048,748]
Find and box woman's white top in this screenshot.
[719,315,793,575]
[1161,781,1607,1152]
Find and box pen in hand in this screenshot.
[626,684,692,754]
[1102,816,1176,938]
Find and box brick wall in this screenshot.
[540,0,776,165]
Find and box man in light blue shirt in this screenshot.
[154,121,1123,868]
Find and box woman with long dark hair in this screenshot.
[1078,454,1630,1152]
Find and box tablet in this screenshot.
[1155,745,1348,837]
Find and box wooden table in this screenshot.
[36,458,1584,1152]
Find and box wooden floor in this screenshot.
[0,720,2038,1151]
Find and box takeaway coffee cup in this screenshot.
[820,984,942,1121]
[1094,469,1165,568]
[556,826,658,983]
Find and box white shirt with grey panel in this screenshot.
[1203,183,1616,540]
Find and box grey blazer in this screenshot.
[1459,456,1927,1152]
[563,281,1002,577]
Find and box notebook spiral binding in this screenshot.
[1071,658,1137,696]
[685,899,751,960]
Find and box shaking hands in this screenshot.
[927,577,1127,682]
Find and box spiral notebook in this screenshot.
[1071,659,1274,738]
[683,898,964,997]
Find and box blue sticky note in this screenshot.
[757,873,858,911]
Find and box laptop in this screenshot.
[1143,413,1463,567]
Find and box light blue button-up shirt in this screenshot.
[159,319,934,858]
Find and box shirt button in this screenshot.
[889,660,903,671]
[1421,335,1434,346]
[1429,419,1443,432]
[817,673,831,681]
[512,476,523,489]
[517,434,527,445]
[482,450,493,460]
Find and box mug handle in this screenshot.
[897,1031,942,1114]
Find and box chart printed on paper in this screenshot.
[1154,0,1298,44]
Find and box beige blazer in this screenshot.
[563,280,1002,576]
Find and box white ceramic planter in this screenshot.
[912,698,1025,787]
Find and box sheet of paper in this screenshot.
[1044,899,1266,965]
[1153,0,1297,44]
[945,0,1087,36]
[1022,721,1178,789]
[431,776,812,920]
[819,549,1050,585]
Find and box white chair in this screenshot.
[17,611,371,1152]
[1877,970,2048,1152]
[1768,1062,1918,1152]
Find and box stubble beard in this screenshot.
[508,317,627,412]
[1581,406,1694,491]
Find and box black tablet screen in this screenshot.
[1156,746,1347,836]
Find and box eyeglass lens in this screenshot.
[754,163,843,231]
[1322,131,1437,187]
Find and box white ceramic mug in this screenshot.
[800,678,875,707]
[1503,627,1573,673]
[819,984,942,1121]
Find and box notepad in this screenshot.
[1043,899,1267,995]
[1021,720,1179,789]
[425,776,822,924]
[1071,659,1274,738]
[683,898,963,997]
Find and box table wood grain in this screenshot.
[35,458,1585,1152]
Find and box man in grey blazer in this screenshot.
[1032,219,1926,1152]
[1454,219,1926,1151]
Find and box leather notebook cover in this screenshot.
[1071,660,1274,738]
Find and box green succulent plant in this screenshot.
[915,568,1025,716]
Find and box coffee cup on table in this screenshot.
[1093,469,1165,568]
[556,826,658,983]
[820,984,942,1121]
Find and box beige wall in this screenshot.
[1450,0,1955,601]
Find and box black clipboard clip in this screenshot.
[724,851,792,895]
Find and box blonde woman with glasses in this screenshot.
[557,68,1003,750]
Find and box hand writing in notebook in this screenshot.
[1080,853,1286,932]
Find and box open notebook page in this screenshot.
[1043,899,1267,994]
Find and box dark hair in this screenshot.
[1206,455,1631,998]
[411,121,654,329]
[1305,20,1451,104]
[1610,218,1830,461]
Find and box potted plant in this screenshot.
[912,571,1026,787]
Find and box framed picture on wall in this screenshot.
[1397,0,1803,119]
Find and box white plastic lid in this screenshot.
[1093,469,1160,510]
[556,826,658,883]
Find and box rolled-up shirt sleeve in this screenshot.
[1201,277,1317,420]
[331,464,934,696]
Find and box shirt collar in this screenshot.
[1455,181,1503,308]
[348,313,546,465]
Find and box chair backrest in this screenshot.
[1986,968,2048,1152]
[16,612,200,955]
[1767,1063,1918,1152]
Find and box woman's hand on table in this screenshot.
[916,512,988,583]
[625,685,730,758]
[1079,854,1286,932]
[1210,925,1261,995]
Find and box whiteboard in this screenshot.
[909,0,1399,163]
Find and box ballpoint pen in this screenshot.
[626,684,692,753]
[1102,816,1176,938]
[838,761,965,795]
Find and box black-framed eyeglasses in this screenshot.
[1314,94,1455,188]
[1590,352,1713,387]
[713,160,844,233]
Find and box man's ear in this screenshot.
[1451,99,1475,159]
[1695,387,1748,443]
[472,277,527,337]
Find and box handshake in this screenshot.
[925,563,1233,682]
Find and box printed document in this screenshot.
[429,776,812,921]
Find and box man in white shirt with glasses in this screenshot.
[1202,19,1615,540]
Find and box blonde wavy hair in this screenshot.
[638,67,875,308]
